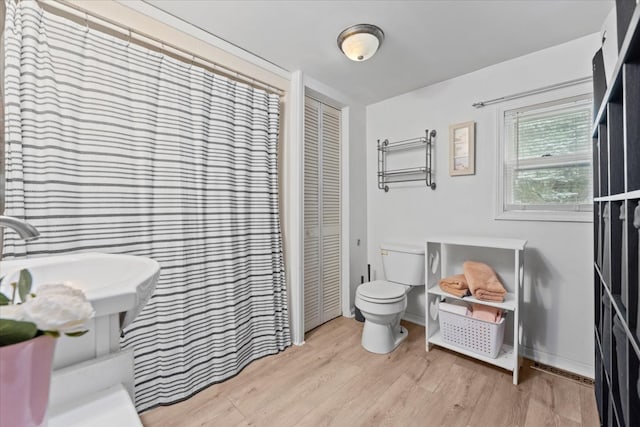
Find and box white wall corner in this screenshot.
[303,74,356,107]
[114,0,290,80]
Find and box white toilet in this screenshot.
[355,243,425,354]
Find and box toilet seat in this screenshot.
[356,280,408,304]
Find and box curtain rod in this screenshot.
[33,0,285,97]
[471,76,592,108]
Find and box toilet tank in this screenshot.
[380,243,425,286]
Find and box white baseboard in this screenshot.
[402,312,425,326]
[521,346,594,379]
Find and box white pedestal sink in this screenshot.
[1,252,160,369]
[0,252,160,425]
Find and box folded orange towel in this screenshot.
[474,289,506,302]
[463,261,506,302]
[439,274,469,298]
[471,303,502,323]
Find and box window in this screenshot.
[498,93,593,222]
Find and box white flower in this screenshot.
[30,283,87,301]
[21,284,95,333]
[0,304,27,321]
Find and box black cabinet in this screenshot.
[593,3,640,426]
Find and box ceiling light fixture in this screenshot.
[337,24,384,62]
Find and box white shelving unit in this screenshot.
[424,235,526,384]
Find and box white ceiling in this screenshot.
[146,0,613,105]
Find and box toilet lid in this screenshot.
[357,280,408,303]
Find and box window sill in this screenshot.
[495,209,593,223]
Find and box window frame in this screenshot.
[495,82,594,223]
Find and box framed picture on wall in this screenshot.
[449,121,476,176]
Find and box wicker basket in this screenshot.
[438,306,505,358]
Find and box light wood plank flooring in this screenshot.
[141,317,599,427]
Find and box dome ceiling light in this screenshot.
[337,24,384,62]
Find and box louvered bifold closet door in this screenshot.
[304,99,322,330]
[303,97,341,332]
[320,105,342,322]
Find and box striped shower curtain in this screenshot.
[3,0,290,411]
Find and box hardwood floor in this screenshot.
[141,317,599,427]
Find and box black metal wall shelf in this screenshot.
[377,129,436,192]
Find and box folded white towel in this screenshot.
[439,301,471,317]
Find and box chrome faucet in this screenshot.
[0,215,40,241]
[0,216,39,278]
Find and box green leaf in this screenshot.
[42,330,60,338]
[0,319,38,346]
[65,330,88,337]
[0,293,10,306]
[17,269,33,302]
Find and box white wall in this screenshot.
[366,33,600,377]
[348,104,368,309]
[601,7,619,85]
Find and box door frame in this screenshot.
[285,71,352,345]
